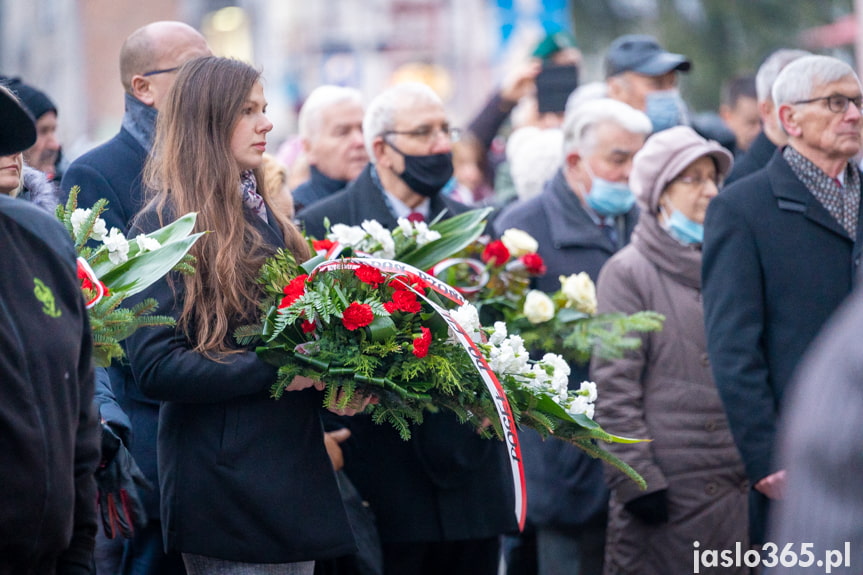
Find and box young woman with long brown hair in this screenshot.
[125,56,362,575]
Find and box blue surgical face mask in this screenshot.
[645,89,688,133]
[660,204,704,244]
[584,164,635,216]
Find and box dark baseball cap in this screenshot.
[605,34,691,78]
[0,85,36,155]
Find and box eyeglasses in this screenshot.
[141,66,180,77]
[383,125,461,144]
[673,175,720,189]
[792,94,863,114]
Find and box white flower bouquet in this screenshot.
[60,187,204,366]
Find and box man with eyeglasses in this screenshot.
[60,20,211,575]
[298,82,517,575]
[703,55,863,548]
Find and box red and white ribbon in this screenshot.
[306,256,527,531]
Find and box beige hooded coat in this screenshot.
[590,127,748,575]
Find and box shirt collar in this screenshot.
[370,164,430,221]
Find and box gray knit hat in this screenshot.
[630,125,733,214]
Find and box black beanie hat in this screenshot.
[0,85,36,155]
[0,76,57,120]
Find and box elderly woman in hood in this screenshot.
[0,150,60,211]
[589,126,748,575]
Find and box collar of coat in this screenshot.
[541,169,637,252]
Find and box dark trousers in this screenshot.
[381,537,500,575]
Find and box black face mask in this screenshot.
[386,141,454,198]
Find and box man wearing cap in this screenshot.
[724,48,811,185]
[0,76,62,179]
[0,84,101,575]
[494,98,652,575]
[60,20,211,575]
[703,55,863,546]
[605,34,691,133]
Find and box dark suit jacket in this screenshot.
[61,128,148,234]
[297,164,518,543]
[702,148,863,538]
[493,170,637,529]
[723,131,776,186]
[59,127,162,518]
[125,207,355,561]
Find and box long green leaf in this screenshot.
[90,213,199,277]
[99,232,205,296]
[398,208,492,270]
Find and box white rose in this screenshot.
[500,228,539,257]
[523,290,555,324]
[103,227,130,265]
[560,272,597,315]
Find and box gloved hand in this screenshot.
[624,489,669,525]
[95,423,152,538]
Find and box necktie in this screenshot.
[407,211,426,223]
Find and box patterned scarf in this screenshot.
[240,170,267,222]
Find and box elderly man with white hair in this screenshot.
[494,98,651,575]
[297,82,516,575]
[703,54,863,546]
[291,85,368,212]
[724,48,811,185]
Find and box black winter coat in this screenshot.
[0,196,100,574]
[124,206,355,562]
[703,147,863,540]
[493,170,637,530]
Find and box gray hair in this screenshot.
[298,85,364,141]
[562,98,652,156]
[362,82,443,162]
[772,55,860,108]
[755,49,811,102]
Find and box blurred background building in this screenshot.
[0,0,856,163]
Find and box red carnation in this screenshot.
[312,239,335,253]
[279,274,309,309]
[482,240,510,266]
[389,289,422,314]
[391,274,427,296]
[521,253,547,275]
[342,302,374,331]
[412,326,432,358]
[301,320,316,334]
[355,264,385,287]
